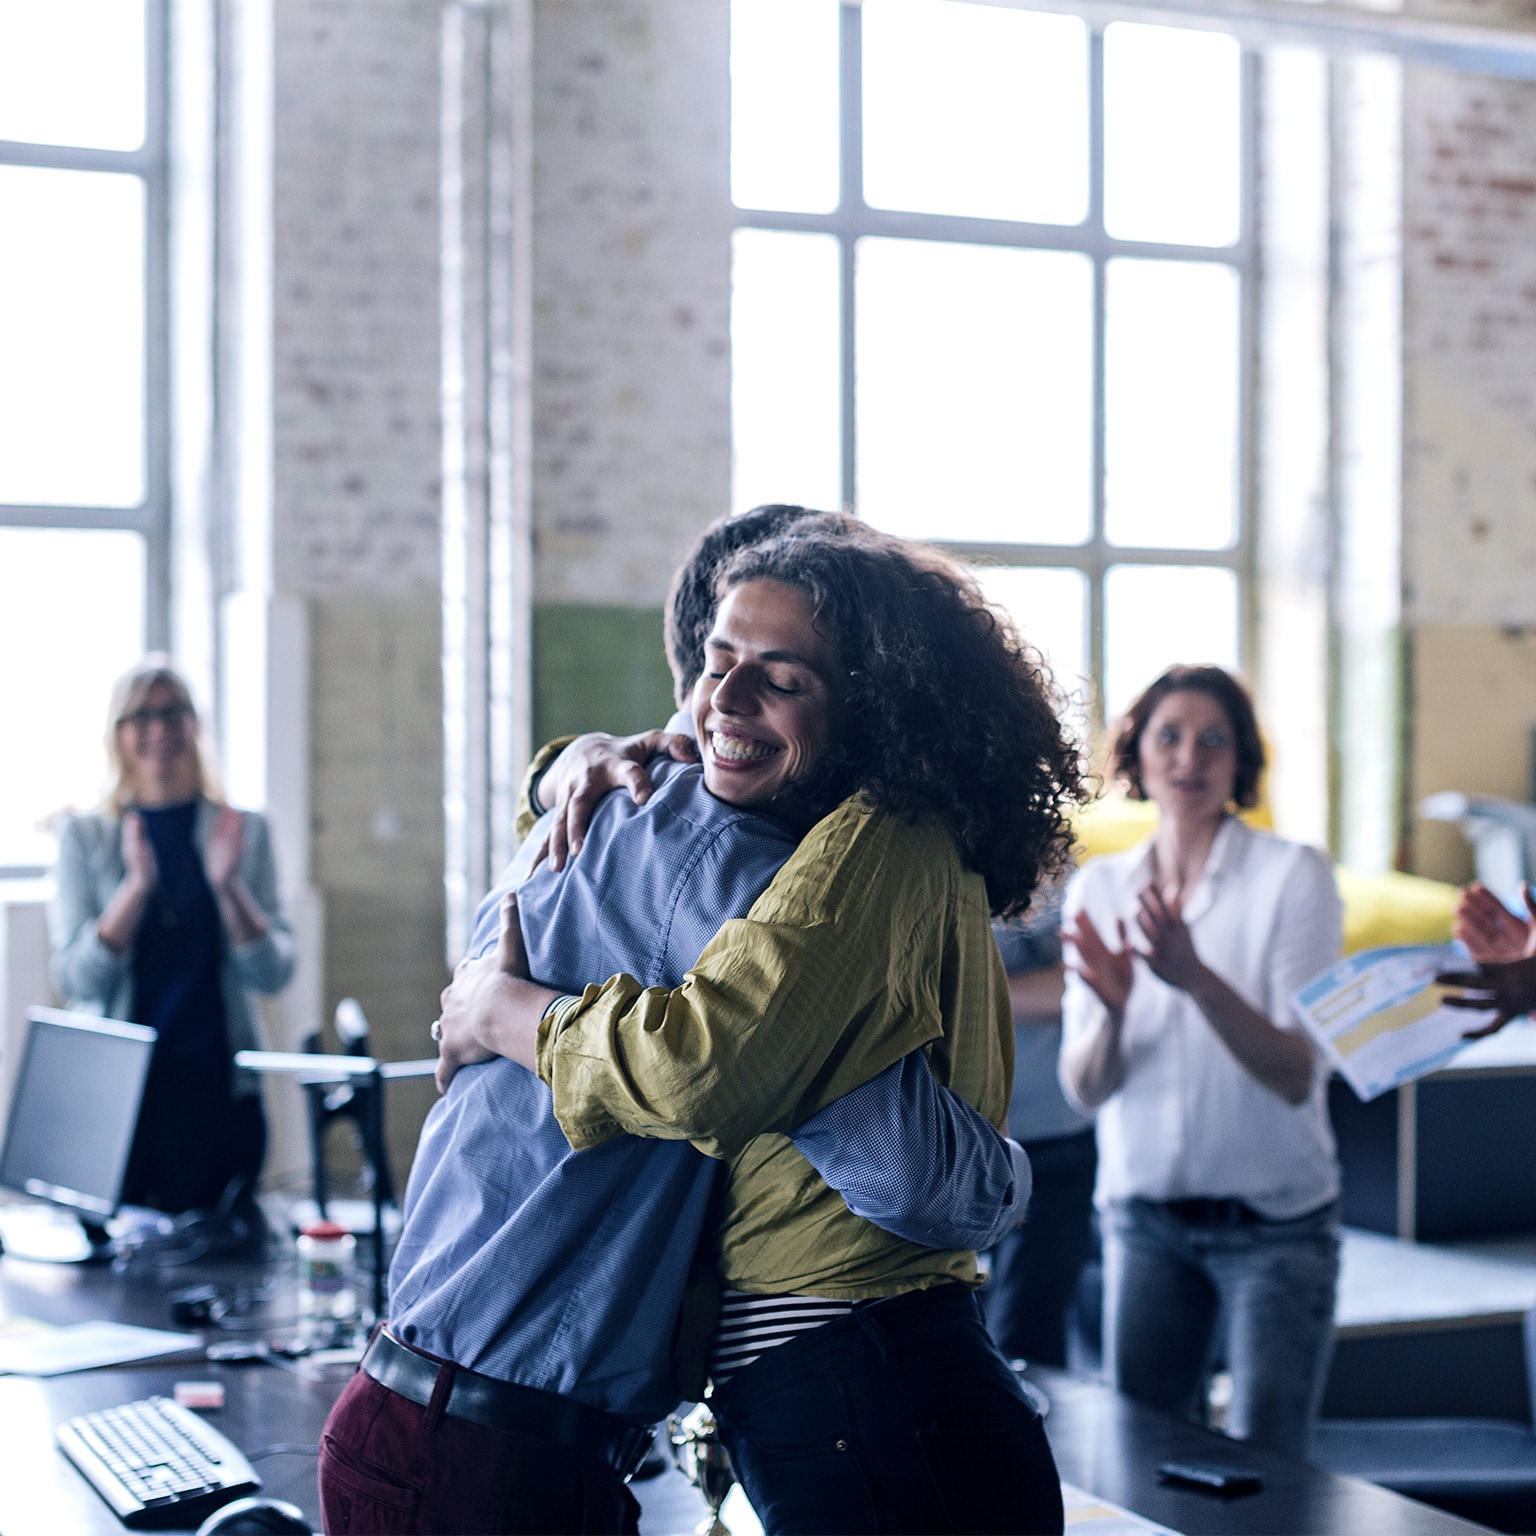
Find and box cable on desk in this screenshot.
[247,1444,320,1461]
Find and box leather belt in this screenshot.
[361,1329,655,1480]
[1160,1197,1263,1227]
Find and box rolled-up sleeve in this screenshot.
[537,806,948,1162]
[50,818,129,1005]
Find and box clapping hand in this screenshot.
[1438,884,1536,1040]
[1455,882,1536,964]
[1135,885,1206,993]
[1062,909,1135,1017]
[121,809,158,892]
[201,805,245,894]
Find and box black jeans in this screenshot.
[710,1285,1063,1535]
[981,1128,1097,1368]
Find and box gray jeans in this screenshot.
[1102,1196,1340,1460]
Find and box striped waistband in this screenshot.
[707,1291,856,1386]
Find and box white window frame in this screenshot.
[0,0,170,638]
[732,2,1258,730]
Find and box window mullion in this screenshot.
[838,1,861,512]
[143,0,171,652]
[1089,26,1108,726]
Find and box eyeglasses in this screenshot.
[118,703,193,733]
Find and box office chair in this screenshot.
[1313,1305,1536,1532]
[300,998,395,1219]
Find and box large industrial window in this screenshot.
[730,0,1254,735]
[0,0,166,873]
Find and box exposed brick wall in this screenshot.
[531,0,732,607]
[272,0,443,600]
[1401,17,1536,876]
[271,0,447,1179]
[1404,57,1536,625]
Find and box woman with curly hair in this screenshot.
[1060,666,1342,1460]
[436,524,1082,1534]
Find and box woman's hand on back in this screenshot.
[435,895,533,1093]
[1063,909,1134,1017]
[533,729,699,871]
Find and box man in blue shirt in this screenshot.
[318,509,1029,1536]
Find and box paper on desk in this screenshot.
[1062,1482,1181,1534]
[1294,944,1498,1102]
[0,1319,203,1376]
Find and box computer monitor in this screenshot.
[0,1008,156,1260]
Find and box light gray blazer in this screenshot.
[49,800,296,1097]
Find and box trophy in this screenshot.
[667,1402,736,1536]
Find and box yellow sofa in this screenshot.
[1072,796,1459,956]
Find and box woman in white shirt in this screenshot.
[1059,666,1342,1459]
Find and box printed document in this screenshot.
[1294,944,1496,1101]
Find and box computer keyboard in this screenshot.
[56,1395,261,1529]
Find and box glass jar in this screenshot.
[296,1219,357,1323]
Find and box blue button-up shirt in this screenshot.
[389,758,1023,1422]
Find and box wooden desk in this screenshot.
[0,1248,345,1535]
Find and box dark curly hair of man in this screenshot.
[720,528,1086,918]
[665,504,856,703]
[1110,664,1266,810]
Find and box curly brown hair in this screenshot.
[720,529,1085,917]
[1110,664,1266,809]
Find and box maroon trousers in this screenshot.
[318,1368,642,1535]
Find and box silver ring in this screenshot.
[430,1018,443,1043]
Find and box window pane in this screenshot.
[863,1,1088,226]
[1105,258,1238,551]
[0,0,145,151]
[732,229,842,514]
[1104,23,1241,248]
[1103,564,1239,722]
[731,0,840,214]
[0,167,145,507]
[857,238,1092,543]
[0,529,145,867]
[973,565,1090,738]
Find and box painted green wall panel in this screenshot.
[533,604,676,745]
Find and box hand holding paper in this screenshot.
[1437,952,1536,1041]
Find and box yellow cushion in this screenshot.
[1072,795,1458,956]
[1334,868,1457,956]
[1072,794,1272,864]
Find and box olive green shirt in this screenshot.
[534,793,1013,1300]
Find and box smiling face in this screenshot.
[1136,688,1239,828]
[116,679,201,807]
[691,578,842,809]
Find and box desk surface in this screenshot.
[1031,1368,1489,1536]
[0,1250,1495,1536]
[0,1247,340,1536]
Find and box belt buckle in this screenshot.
[617,1423,656,1481]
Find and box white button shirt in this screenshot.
[1060,817,1343,1220]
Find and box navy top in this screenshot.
[131,801,226,1075]
[388,758,1023,1422]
